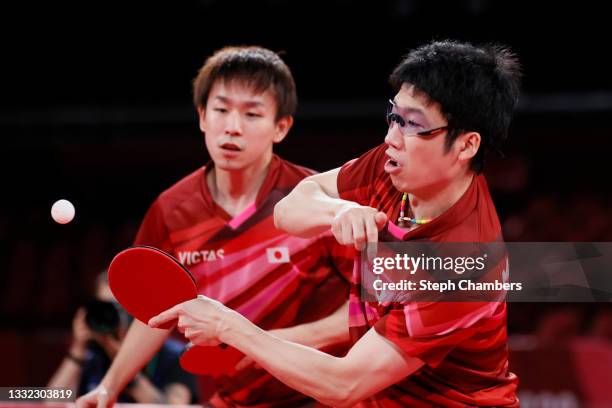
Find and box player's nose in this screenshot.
[224,111,243,136]
[384,123,403,149]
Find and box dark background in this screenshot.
[1,0,611,401]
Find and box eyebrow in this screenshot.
[214,95,265,108]
[391,99,427,116]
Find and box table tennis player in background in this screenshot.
[77,46,354,408]
[48,271,198,404]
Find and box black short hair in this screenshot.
[193,46,297,122]
[390,40,521,173]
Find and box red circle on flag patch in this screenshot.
[274,251,282,259]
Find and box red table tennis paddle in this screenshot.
[108,245,197,330]
[108,245,244,376]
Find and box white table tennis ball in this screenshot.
[51,199,75,224]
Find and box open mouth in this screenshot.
[220,142,242,152]
[386,158,400,168]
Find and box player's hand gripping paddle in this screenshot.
[108,246,197,330]
[108,245,244,376]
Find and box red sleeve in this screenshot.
[374,301,504,368]
[323,233,356,283]
[133,199,171,250]
[337,143,387,205]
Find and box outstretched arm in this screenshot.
[150,296,424,407]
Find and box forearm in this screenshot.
[274,179,353,238]
[47,343,87,390]
[101,320,169,396]
[221,314,423,407]
[149,296,417,406]
[221,312,353,406]
[47,359,82,390]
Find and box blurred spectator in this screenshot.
[47,271,198,404]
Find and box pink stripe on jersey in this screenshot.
[190,233,316,303]
[228,202,257,229]
[190,234,287,300]
[238,267,300,321]
[364,302,380,322]
[387,221,406,239]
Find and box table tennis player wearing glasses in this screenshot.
[76,46,354,408]
[147,40,522,407]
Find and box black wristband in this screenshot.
[67,352,86,366]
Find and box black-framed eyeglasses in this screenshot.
[386,99,451,137]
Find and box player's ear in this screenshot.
[456,131,481,161]
[273,115,293,143]
[198,106,207,134]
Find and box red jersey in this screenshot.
[338,143,518,407]
[135,155,354,407]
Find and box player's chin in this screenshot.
[389,173,409,192]
[214,160,245,171]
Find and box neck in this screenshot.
[409,171,475,222]
[207,153,273,217]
